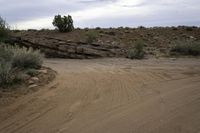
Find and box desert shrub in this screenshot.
[0,44,43,87]
[52,15,74,32]
[95,27,101,30]
[0,45,13,62]
[0,62,14,86]
[118,26,124,29]
[86,32,98,44]
[0,44,43,69]
[39,28,50,32]
[185,27,193,31]
[0,16,9,42]
[127,41,145,59]
[138,26,146,29]
[172,27,178,30]
[27,29,37,32]
[0,62,24,87]
[12,47,43,69]
[25,68,39,77]
[105,31,116,36]
[99,30,104,33]
[84,27,89,31]
[125,27,130,30]
[76,27,81,30]
[171,41,200,56]
[13,29,21,33]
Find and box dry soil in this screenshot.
[0,58,200,133]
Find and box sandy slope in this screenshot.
[0,58,200,133]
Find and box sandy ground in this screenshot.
[0,58,200,133]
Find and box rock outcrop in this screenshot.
[10,36,124,59]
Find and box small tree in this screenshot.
[52,15,74,32]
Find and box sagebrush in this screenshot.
[86,32,98,44]
[0,44,43,87]
[0,61,23,87]
[127,41,145,59]
[11,46,43,69]
[171,41,200,56]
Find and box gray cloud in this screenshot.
[78,0,117,3]
[0,0,199,29]
[0,0,115,23]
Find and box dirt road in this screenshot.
[0,58,200,133]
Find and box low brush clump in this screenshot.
[171,41,200,56]
[127,41,145,59]
[12,47,43,69]
[86,31,98,44]
[0,44,43,87]
[0,62,22,86]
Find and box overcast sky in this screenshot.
[0,0,200,29]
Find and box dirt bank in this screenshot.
[0,58,200,133]
[11,27,200,58]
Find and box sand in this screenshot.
[0,58,200,133]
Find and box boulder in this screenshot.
[30,77,39,82]
[38,69,48,74]
[28,80,35,85]
[28,84,38,89]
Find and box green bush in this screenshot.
[171,41,200,56]
[52,15,74,32]
[86,32,97,44]
[12,47,43,69]
[0,16,9,42]
[127,41,145,59]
